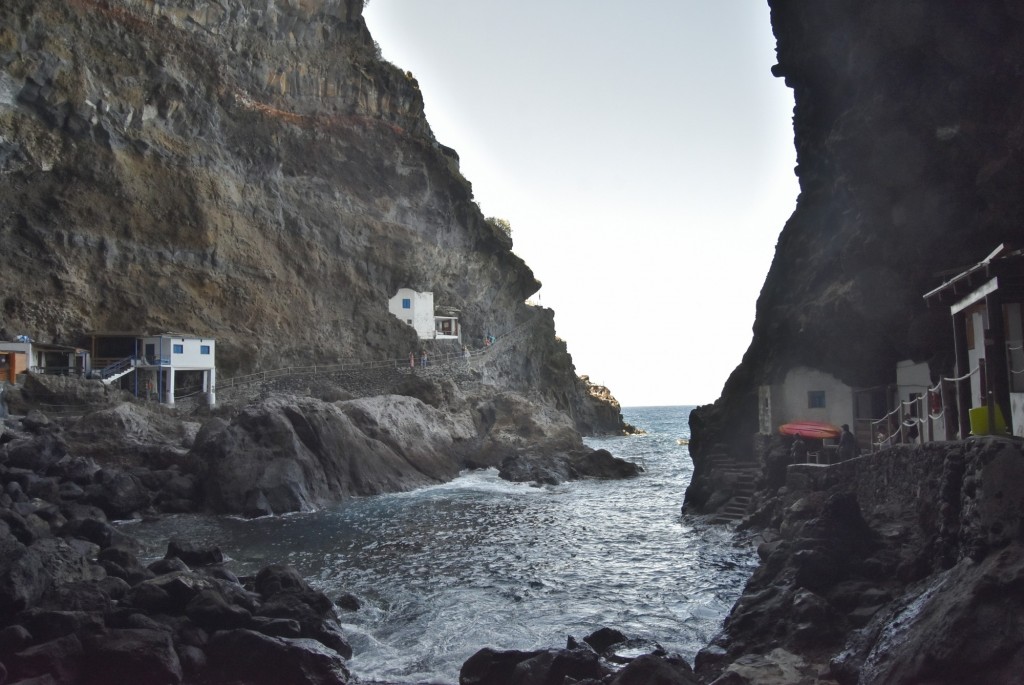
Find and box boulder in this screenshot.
[0,537,48,613]
[185,588,252,630]
[206,629,350,685]
[4,433,68,473]
[83,471,154,519]
[460,647,546,685]
[570,449,642,479]
[165,537,223,566]
[0,624,33,656]
[609,654,700,685]
[460,646,607,685]
[255,565,311,597]
[17,609,103,643]
[81,628,183,685]
[211,394,483,514]
[335,593,361,612]
[8,633,84,683]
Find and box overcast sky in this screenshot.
[363,1,798,407]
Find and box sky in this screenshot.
[363,1,799,407]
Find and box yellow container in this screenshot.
[969,405,1008,435]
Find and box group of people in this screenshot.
[789,424,858,465]
[407,345,474,370]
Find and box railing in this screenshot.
[870,365,982,450]
[29,366,83,376]
[96,355,136,379]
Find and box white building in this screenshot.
[137,334,216,406]
[924,244,1024,437]
[388,288,461,342]
[759,366,887,447]
[89,332,216,407]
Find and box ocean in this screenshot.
[128,405,758,683]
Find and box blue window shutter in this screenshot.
[402,298,411,309]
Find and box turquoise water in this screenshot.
[128,406,757,684]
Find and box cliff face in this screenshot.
[690,1,1024,461]
[0,0,617,430]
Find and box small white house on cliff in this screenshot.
[388,288,461,342]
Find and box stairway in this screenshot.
[97,356,137,385]
[706,448,760,525]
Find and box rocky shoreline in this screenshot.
[0,369,652,684]
[687,435,1024,685]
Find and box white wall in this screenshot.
[896,360,931,402]
[388,288,435,339]
[968,307,986,407]
[143,336,215,370]
[771,366,855,430]
[1012,393,1024,438]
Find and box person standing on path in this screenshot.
[838,424,858,461]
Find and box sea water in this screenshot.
[128,406,758,684]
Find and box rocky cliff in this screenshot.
[695,437,1024,685]
[688,0,1024,467]
[0,0,620,433]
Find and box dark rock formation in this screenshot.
[689,0,1024,493]
[0,0,625,437]
[459,628,697,685]
[698,437,1024,685]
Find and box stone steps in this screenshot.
[705,451,760,525]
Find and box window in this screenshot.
[402,298,411,309]
[173,344,184,354]
[200,345,211,355]
[808,390,826,409]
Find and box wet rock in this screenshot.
[460,647,548,685]
[0,624,33,655]
[460,646,607,685]
[8,633,84,684]
[206,629,350,685]
[60,517,135,550]
[250,616,302,637]
[18,609,103,642]
[185,588,252,630]
[335,592,361,612]
[583,626,629,653]
[0,537,48,612]
[20,411,57,435]
[165,537,223,567]
[82,472,152,519]
[243,488,273,518]
[610,654,700,685]
[4,433,68,472]
[254,565,310,597]
[570,448,642,479]
[81,628,183,685]
[148,557,190,576]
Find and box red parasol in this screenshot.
[779,420,842,440]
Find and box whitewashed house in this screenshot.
[388,288,461,342]
[137,334,216,406]
[89,332,216,407]
[759,366,887,447]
